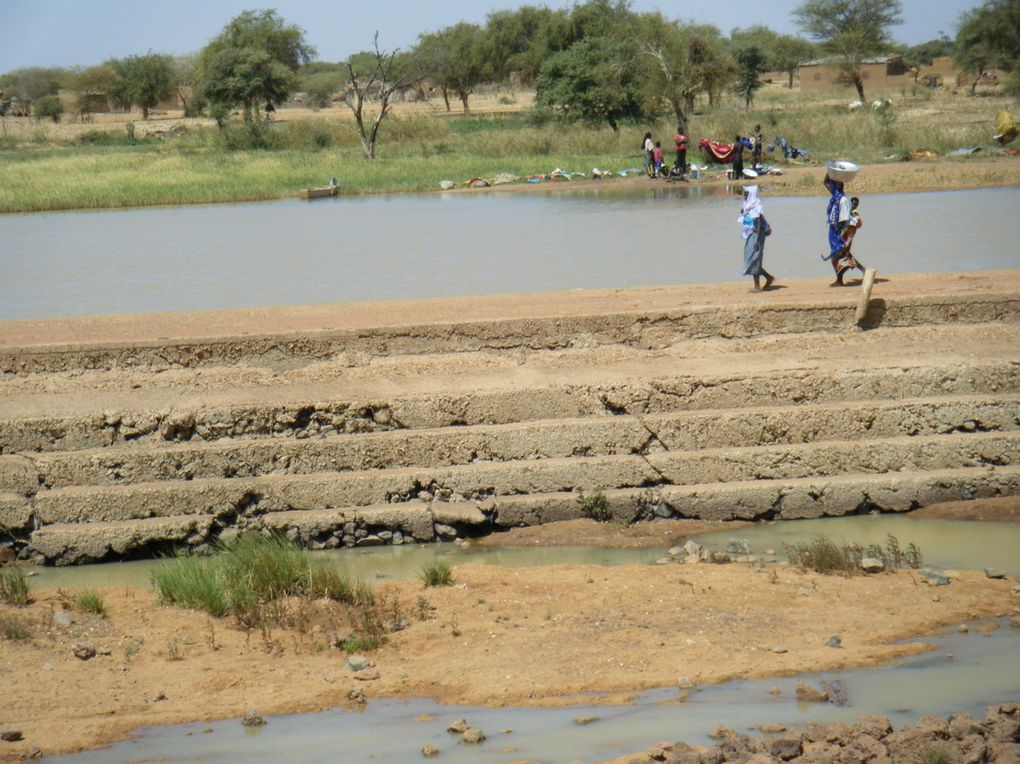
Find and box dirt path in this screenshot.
[0,564,1015,760]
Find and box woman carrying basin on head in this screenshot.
[739,185,775,292]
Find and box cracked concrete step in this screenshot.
[12,395,1020,490]
[2,361,1017,453]
[4,291,1016,375]
[16,431,1020,528]
[22,465,1020,565]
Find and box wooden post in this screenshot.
[855,267,878,325]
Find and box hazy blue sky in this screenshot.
[0,0,977,72]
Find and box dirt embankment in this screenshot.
[0,561,1016,760]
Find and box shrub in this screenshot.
[0,612,32,641]
[152,552,228,616]
[578,486,612,522]
[0,568,31,606]
[74,589,108,617]
[34,95,64,123]
[421,560,453,587]
[784,536,860,576]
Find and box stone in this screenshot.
[52,610,73,627]
[434,523,458,539]
[861,557,885,573]
[768,686,781,696]
[770,737,803,760]
[461,728,486,744]
[726,538,751,555]
[771,646,788,654]
[681,540,702,557]
[72,641,96,660]
[984,567,1007,579]
[0,547,15,564]
[356,535,385,546]
[241,708,266,726]
[446,718,470,734]
[920,568,951,586]
[347,655,371,671]
[759,723,786,734]
[347,688,365,704]
[377,531,393,542]
[825,634,842,648]
[677,676,695,689]
[421,743,439,757]
[353,667,380,681]
[574,716,599,725]
[0,730,23,742]
[796,682,829,703]
[959,623,969,633]
[668,546,683,558]
[653,503,674,518]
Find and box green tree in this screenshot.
[770,34,818,87]
[481,6,567,84]
[111,53,174,119]
[955,0,1020,95]
[198,9,315,122]
[903,34,954,67]
[793,0,903,101]
[733,44,768,107]
[0,66,67,107]
[172,54,201,116]
[34,94,64,123]
[535,36,644,130]
[639,16,734,129]
[415,23,486,113]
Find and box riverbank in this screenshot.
[0,562,1016,759]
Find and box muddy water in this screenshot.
[3,186,1018,320]
[31,515,1020,591]
[48,621,1020,763]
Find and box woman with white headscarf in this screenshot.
[739,185,775,291]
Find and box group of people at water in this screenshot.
[641,127,689,178]
[740,174,866,292]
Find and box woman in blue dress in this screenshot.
[740,185,775,291]
[823,175,862,286]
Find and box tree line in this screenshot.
[1,0,1017,150]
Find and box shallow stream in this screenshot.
[39,515,1020,763]
[3,186,1018,320]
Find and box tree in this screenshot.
[638,16,734,129]
[481,6,567,84]
[111,53,174,119]
[793,0,903,101]
[956,0,1020,95]
[414,23,486,113]
[535,36,644,130]
[172,54,201,116]
[733,44,768,107]
[771,34,818,87]
[198,9,315,122]
[34,94,64,123]
[0,67,67,105]
[342,34,422,158]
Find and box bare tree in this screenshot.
[343,33,420,159]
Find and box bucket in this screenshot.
[689,168,701,180]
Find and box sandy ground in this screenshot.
[0,561,1016,760]
[911,495,1020,522]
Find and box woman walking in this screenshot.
[740,185,775,291]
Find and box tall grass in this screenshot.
[73,589,108,617]
[0,568,31,606]
[152,534,372,623]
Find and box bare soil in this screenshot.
[910,495,1020,522]
[0,563,1015,760]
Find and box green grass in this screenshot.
[785,534,923,576]
[0,568,31,606]
[421,560,454,588]
[74,589,108,617]
[152,534,372,623]
[577,486,613,522]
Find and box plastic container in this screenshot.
[826,160,860,184]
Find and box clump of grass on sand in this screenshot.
[420,560,454,587]
[73,589,108,618]
[0,611,33,641]
[152,534,373,626]
[0,567,31,606]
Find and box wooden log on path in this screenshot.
[855,267,878,325]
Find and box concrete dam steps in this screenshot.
[1,273,1019,564]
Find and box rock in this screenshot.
[677,675,695,689]
[726,538,750,555]
[770,737,802,760]
[861,557,885,573]
[653,503,674,518]
[72,641,96,660]
[1010,615,1020,628]
[798,587,812,597]
[920,568,951,586]
[959,623,969,633]
[768,686,781,696]
[447,718,470,733]
[52,610,73,627]
[825,634,842,648]
[668,546,683,558]
[771,646,787,654]
[347,688,365,704]
[241,708,266,726]
[434,523,458,539]
[759,723,786,734]
[984,567,1007,579]
[574,716,599,725]
[372,407,392,425]
[420,744,439,757]
[353,667,380,681]
[347,655,371,671]
[681,540,702,557]
[0,730,23,742]
[461,728,486,744]
[356,535,385,547]
[795,683,829,703]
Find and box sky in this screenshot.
[0,0,978,73]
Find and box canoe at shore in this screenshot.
[305,185,338,199]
